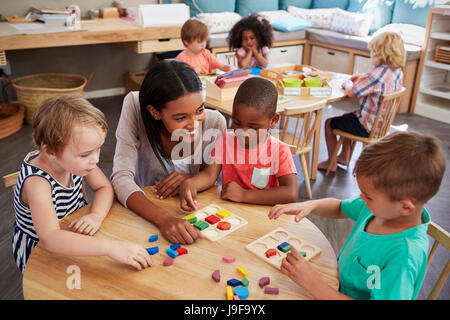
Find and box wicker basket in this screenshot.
[11,73,91,124]
[0,102,25,139]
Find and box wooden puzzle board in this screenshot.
[190,204,248,242]
[245,227,321,269]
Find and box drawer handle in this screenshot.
[158,38,171,42]
[327,51,335,56]
[280,50,287,53]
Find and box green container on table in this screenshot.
[283,78,303,87]
[304,77,323,87]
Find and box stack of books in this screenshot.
[30,7,70,25]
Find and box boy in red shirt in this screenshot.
[179,77,298,211]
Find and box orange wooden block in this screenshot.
[217,221,231,230]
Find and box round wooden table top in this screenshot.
[23,186,339,300]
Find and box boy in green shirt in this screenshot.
[268,131,446,299]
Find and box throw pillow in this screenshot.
[288,5,337,29]
[312,0,349,9]
[236,0,278,17]
[279,0,313,10]
[258,10,293,23]
[347,0,395,34]
[184,0,236,17]
[372,23,426,46]
[271,17,313,32]
[330,9,373,37]
[391,0,435,28]
[196,12,242,34]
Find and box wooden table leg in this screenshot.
[311,109,323,180]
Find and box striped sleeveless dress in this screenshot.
[12,151,87,273]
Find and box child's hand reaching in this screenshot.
[281,247,316,290]
[268,202,314,222]
[68,212,104,236]
[107,239,153,271]
[179,179,200,211]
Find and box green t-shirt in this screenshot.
[338,197,430,300]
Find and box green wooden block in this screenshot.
[241,277,249,287]
[194,220,209,230]
[281,244,292,253]
[300,251,306,257]
[187,217,197,224]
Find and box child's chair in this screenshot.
[325,87,406,176]
[426,221,450,299]
[276,99,327,199]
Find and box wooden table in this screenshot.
[23,186,339,300]
[205,73,350,180]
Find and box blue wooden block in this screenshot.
[277,242,290,251]
[148,235,158,242]
[234,286,249,299]
[166,247,179,259]
[227,278,241,287]
[146,247,159,255]
[170,243,181,250]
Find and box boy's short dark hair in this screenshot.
[354,131,446,203]
[233,77,278,117]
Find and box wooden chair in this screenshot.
[426,221,450,300]
[325,87,407,176]
[275,99,327,199]
[3,171,87,199]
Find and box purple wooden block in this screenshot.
[264,287,279,295]
[259,276,270,288]
[212,269,220,283]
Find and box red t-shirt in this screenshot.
[212,131,297,190]
[175,48,222,74]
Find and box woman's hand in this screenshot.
[179,179,200,212]
[68,212,104,236]
[155,172,193,200]
[159,215,203,244]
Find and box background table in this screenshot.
[23,186,339,300]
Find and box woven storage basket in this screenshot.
[11,73,89,124]
[0,102,24,139]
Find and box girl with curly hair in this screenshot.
[227,13,274,69]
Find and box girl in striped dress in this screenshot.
[12,96,153,274]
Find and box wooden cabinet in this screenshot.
[268,44,303,67]
[310,45,350,74]
[412,5,450,124]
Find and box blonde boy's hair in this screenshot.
[369,32,405,68]
[33,95,108,155]
[354,131,446,204]
[181,18,209,45]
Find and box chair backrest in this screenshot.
[3,171,19,192]
[426,221,450,300]
[276,99,327,154]
[369,87,406,139]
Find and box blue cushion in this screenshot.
[347,0,395,34]
[184,0,236,17]
[271,17,312,31]
[312,0,349,9]
[391,0,435,28]
[279,0,313,10]
[236,0,278,17]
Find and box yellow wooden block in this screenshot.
[226,286,233,300]
[216,209,231,219]
[185,214,196,220]
[236,266,248,278]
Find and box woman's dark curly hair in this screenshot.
[227,13,274,51]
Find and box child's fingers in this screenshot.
[72,219,87,233]
[158,175,183,199]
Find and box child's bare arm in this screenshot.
[218,64,232,72]
[268,198,347,221]
[69,167,114,235]
[237,50,252,69]
[25,177,152,270]
[252,48,269,68]
[179,163,222,211]
[221,173,298,205]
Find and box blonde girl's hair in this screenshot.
[369,31,405,68]
[181,18,209,44]
[32,95,108,155]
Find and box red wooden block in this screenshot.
[217,221,231,230]
[265,248,277,258]
[205,214,220,225]
[176,247,188,256]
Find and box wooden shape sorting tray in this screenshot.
[245,227,321,269]
[187,204,248,242]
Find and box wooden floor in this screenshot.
[0,95,448,300]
